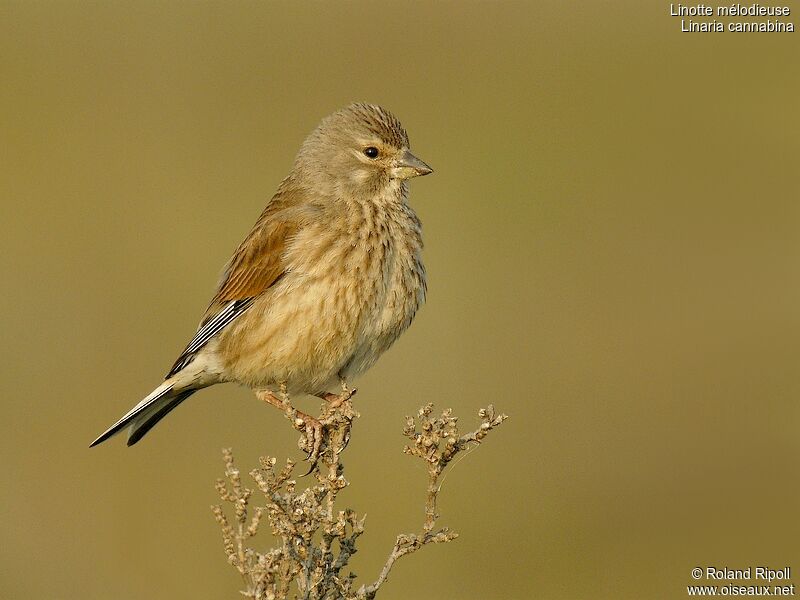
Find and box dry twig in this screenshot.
[212,399,507,599]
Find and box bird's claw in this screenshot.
[260,386,357,475]
[286,408,325,472]
[341,425,352,452]
[303,417,324,470]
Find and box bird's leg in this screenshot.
[255,387,325,466]
[316,378,357,409]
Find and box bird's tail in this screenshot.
[89,381,197,447]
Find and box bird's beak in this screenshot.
[392,149,433,179]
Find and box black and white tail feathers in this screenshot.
[89,382,196,447]
[90,299,255,447]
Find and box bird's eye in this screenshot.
[363,146,379,159]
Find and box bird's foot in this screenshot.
[290,410,326,470]
[256,386,358,474]
[315,386,357,456]
[256,389,326,467]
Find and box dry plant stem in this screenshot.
[358,404,507,599]
[212,399,507,600]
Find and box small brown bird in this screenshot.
[91,103,432,455]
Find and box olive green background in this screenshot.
[1,2,798,599]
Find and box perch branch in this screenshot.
[212,398,507,600]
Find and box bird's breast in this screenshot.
[337,202,427,377]
[216,201,425,392]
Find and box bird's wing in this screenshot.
[165,193,302,379]
[164,298,257,377]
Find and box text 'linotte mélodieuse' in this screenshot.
[669,4,795,32]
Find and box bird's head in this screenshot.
[295,103,432,197]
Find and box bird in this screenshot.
[90,102,432,460]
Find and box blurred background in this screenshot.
[1,2,798,598]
